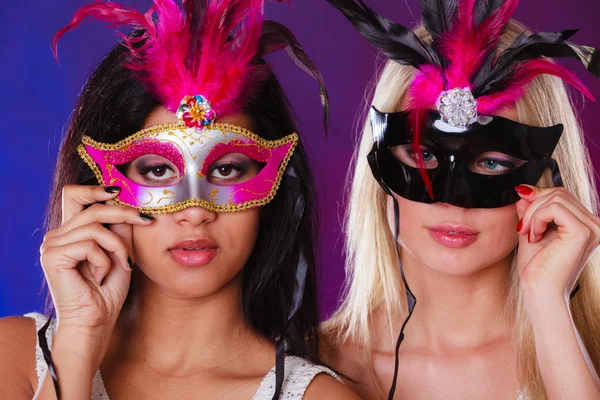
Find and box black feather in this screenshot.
[472,29,600,97]
[259,21,330,136]
[474,0,506,27]
[469,0,514,86]
[418,0,458,38]
[183,0,207,75]
[326,0,440,69]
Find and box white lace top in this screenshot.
[26,312,339,399]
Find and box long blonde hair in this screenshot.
[325,21,600,399]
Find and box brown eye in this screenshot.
[209,163,244,181]
[150,166,167,177]
[206,153,261,185]
[216,165,234,177]
[126,155,180,186]
[144,164,177,181]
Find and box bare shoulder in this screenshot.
[320,333,378,398]
[304,373,362,399]
[321,333,369,382]
[0,316,38,398]
[0,316,37,364]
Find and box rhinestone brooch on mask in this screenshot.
[436,88,478,127]
[177,95,217,128]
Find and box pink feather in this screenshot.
[409,66,446,109]
[54,0,270,116]
[406,68,442,198]
[405,108,434,199]
[440,0,519,89]
[440,0,477,88]
[52,1,155,61]
[477,59,595,114]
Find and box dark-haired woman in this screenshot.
[0,1,359,399]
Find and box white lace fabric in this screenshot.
[25,312,339,399]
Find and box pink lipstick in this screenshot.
[427,223,479,249]
[169,238,219,267]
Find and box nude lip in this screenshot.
[168,238,219,267]
[427,223,479,249]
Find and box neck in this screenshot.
[398,251,513,352]
[108,269,272,375]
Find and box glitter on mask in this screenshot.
[200,138,273,176]
[79,123,298,214]
[104,139,186,178]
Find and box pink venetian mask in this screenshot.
[78,120,297,214]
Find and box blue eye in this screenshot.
[471,152,526,176]
[391,145,439,170]
[484,160,499,170]
[423,151,434,162]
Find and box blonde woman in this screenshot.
[323,0,600,399]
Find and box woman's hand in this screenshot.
[515,184,600,301]
[40,185,153,334]
[36,184,154,399]
[514,185,600,398]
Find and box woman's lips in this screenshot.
[169,239,219,267]
[427,223,479,249]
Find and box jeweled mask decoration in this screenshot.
[79,122,297,213]
[328,0,600,208]
[56,1,330,398]
[368,107,563,209]
[54,0,329,214]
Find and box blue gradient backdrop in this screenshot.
[1,0,599,319]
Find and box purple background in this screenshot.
[1,0,599,319]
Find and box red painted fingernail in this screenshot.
[515,185,533,196]
[516,219,523,232]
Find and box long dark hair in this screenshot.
[44,37,322,360]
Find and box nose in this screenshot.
[442,157,472,208]
[171,206,217,226]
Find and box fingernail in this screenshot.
[104,186,121,194]
[127,257,134,270]
[516,219,523,233]
[93,270,103,285]
[140,213,154,221]
[515,185,533,196]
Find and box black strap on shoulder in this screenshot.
[38,317,60,399]
[387,195,417,400]
[271,168,308,400]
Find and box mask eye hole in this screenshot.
[206,153,263,185]
[469,151,527,176]
[120,155,181,186]
[390,144,439,169]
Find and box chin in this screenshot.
[137,256,241,299]
[421,257,489,277]
[414,245,512,279]
[403,239,496,277]
[158,272,237,299]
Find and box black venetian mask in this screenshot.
[367,107,564,208]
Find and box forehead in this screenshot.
[143,107,256,131]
